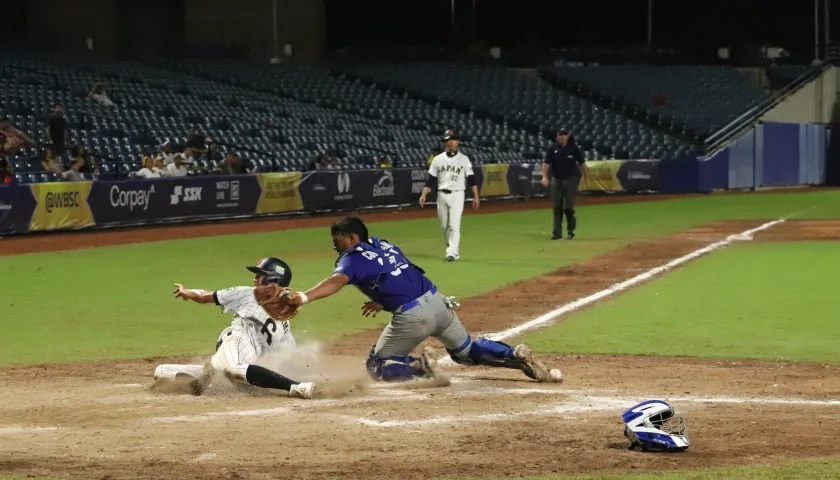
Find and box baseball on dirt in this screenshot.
[549,368,563,382]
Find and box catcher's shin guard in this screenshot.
[365,347,424,382]
[446,337,529,372]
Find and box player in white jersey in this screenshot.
[152,257,316,399]
[419,129,480,261]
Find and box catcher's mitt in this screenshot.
[254,284,302,320]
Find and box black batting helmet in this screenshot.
[442,129,460,142]
[246,257,292,286]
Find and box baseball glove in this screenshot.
[254,284,302,320]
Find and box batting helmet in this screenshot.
[246,257,292,286]
[442,129,460,142]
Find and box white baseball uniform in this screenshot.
[154,286,295,382]
[428,151,474,259]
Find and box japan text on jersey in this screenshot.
[334,238,435,312]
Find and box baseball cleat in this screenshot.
[418,347,439,378]
[445,255,457,262]
[513,344,552,382]
[550,235,562,240]
[567,232,575,240]
[289,381,316,399]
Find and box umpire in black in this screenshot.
[541,128,587,240]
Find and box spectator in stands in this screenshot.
[0,157,13,185]
[379,155,393,168]
[216,152,254,174]
[308,154,322,171]
[73,145,98,178]
[182,147,199,166]
[319,155,338,170]
[60,159,84,182]
[185,128,208,155]
[0,117,35,156]
[206,139,223,162]
[134,156,163,179]
[157,141,176,165]
[45,102,67,156]
[41,149,64,175]
[88,83,116,107]
[166,153,189,177]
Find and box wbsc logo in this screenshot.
[45,191,80,213]
[170,186,202,205]
[373,170,394,197]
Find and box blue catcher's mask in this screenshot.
[622,400,689,452]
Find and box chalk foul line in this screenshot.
[438,219,784,370]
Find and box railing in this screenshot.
[703,62,831,154]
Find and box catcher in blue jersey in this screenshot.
[288,216,563,383]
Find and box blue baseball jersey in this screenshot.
[334,237,435,312]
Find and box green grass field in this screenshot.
[2,190,840,480]
[524,241,840,364]
[1,190,838,366]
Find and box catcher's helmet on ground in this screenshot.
[442,129,460,142]
[246,257,292,286]
[622,400,689,452]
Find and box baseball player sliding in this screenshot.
[420,129,479,262]
[286,216,562,384]
[153,257,316,399]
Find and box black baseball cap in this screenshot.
[442,129,460,142]
[556,128,570,135]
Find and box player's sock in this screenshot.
[245,364,299,391]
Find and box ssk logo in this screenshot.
[335,172,353,201]
[110,185,155,212]
[373,170,394,197]
[627,171,651,180]
[45,191,80,213]
[170,186,202,205]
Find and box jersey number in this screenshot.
[261,319,277,345]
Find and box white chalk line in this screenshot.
[0,426,58,435]
[438,219,783,368]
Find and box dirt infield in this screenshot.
[2,198,840,479]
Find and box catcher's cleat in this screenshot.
[418,347,439,378]
[513,344,551,382]
[289,382,316,399]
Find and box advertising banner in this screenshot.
[298,170,365,212]
[616,160,660,192]
[579,160,624,192]
[256,172,304,214]
[506,164,538,197]
[0,186,37,235]
[88,175,261,226]
[29,181,95,231]
[479,164,510,197]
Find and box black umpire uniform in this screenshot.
[542,128,586,240]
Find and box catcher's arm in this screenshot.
[292,273,350,305]
[172,283,215,304]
